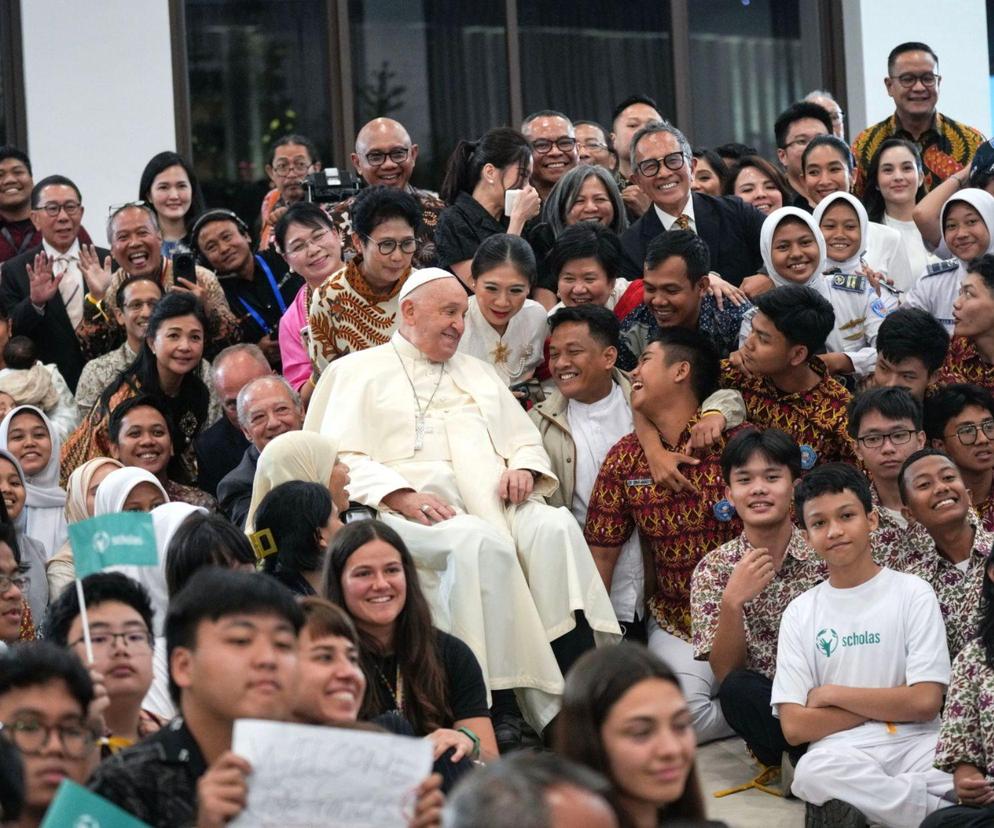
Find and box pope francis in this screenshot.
[304,268,621,730]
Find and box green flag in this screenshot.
[41,779,150,827]
[68,512,158,579]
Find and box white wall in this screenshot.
[20,0,176,246]
[842,0,991,138]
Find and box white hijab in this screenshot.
[759,207,828,288]
[939,189,994,282]
[0,406,67,559]
[93,467,169,516]
[812,191,868,274]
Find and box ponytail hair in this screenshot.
[440,128,532,205]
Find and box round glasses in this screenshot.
[636,152,687,177]
[272,159,313,176]
[531,137,577,155]
[890,73,940,89]
[948,419,994,446]
[35,202,82,218]
[68,629,153,653]
[0,572,28,594]
[856,429,915,449]
[0,719,97,759]
[365,148,410,167]
[364,236,417,255]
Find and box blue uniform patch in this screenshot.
[870,298,891,318]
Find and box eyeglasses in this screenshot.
[579,140,608,151]
[531,137,577,155]
[829,110,845,124]
[891,73,940,89]
[123,299,159,313]
[272,159,313,176]
[69,629,153,652]
[364,148,410,167]
[856,429,915,449]
[784,135,817,150]
[948,418,994,446]
[0,719,97,759]
[285,228,334,257]
[364,236,417,255]
[35,201,82,218]
[0,572,28,594]
[636,152,687,177]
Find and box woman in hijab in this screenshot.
[906,188,994,334]
[46,457,123,601]
[94,468,169,516]
[0,449,50,621]
[0,405,68,560]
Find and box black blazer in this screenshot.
[0,242,111,392]
[194,416,250,499]
[217,444,260,530]
[620,192,765,286]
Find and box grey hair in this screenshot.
[106,202,160,245]
[235,375,301,429]
[541,165,628,237]
[629,120,691,174]
[442,752,612,828]
[521,109,575,137]
[211,343,270,388]
[805,89,838,104]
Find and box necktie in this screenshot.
[675,214,691,231]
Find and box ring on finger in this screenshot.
[420,504,432,514]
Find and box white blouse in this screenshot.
[458,297,549,386]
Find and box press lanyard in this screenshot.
[238,255,289,333]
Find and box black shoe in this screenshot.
[494,711,527,754]
[805,799,868,828]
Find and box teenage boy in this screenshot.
[691,428,826,770]
[924,384,994,530]
[88,568,303,827]
[847,387,931,568]
[0,642,99,827]
[900,448,994,660]
[772,463,953,827]
[724,285,856,465]
[46,572,158,753]
[585,327,747,742]
[940,253,994,395]
[873,306,950,401]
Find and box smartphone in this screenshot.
[342,505,375,524]
[504,189,522,216]
[173,244,197,285]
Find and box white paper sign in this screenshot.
[230,718,433,828]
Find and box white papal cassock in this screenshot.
[304,331,622,729]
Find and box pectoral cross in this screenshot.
[414,414,432,451]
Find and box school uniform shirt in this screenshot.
[457,296,548,386]
[937,336,994,397]
[691,528,827,681]
[869,485,934,572]
[934,638,994,775]
[771,567,950,742]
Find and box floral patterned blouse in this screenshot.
[935,638,994,776]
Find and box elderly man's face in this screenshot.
[633,131,694,216]
[110,207,163,277]
[525,116,578,191]
[401,280,468,363]
[240,380,303,450]
[215,352,273,427]
[352,121,417,189]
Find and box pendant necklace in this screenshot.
[392,341,444,451]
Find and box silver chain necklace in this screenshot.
[392,341,444,451]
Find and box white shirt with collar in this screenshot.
[42,237,83,329]
[653,194,696,234]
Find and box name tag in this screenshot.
[625,477,654,487]
[831,273,866,293]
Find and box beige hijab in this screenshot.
[245,432,340,533]
[64,458,125,524]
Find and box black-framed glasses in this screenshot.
[123,298,160,313]
[636,152,687,177]
[0,719,97,759]
[891,72,940,89]
[365,148,410,167]
[0,572,28,594]
[68,629,153,652]
[364,236,417,255]
[531,137,577,155]
[35,201,82,218]
[271,159,313,175]
[949,419,994,446]
[856,429,915,449]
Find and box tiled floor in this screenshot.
[697,737,805,827]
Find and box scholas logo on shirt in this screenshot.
[816,627,881,657]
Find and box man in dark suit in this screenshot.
[620,122,765,287]
[0,175,115,392]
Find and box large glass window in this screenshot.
[185,0,332,225]
[349,0,509,190]
[518,0,674,131]
[688,0,803,156]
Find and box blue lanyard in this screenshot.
[238,255,289,333]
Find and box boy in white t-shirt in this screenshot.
[771,462,954,827]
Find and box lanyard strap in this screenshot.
[238,255,289,333]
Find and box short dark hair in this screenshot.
[0,642,93,713]
[876,307,949,373]
[923,383,994,441]
[647,327,720,404]
[521,110,573,133]
[190,208,250,255]
[3,336,35,370]
[794,463,873,529]
[165,513,256,598]
[115,274,163,311]
[847,387,923,439]
[611,94,660,125]
[724,155,792,205]
[273,201,335,253]
[30,175,82,209]
[0,146,31,175]
[546,221,624,282]
[165,568,303,703]
[967,254,994,297]
[107,394,172,446]
[645,229,710,282]
[897,447,952,505]
[753,285,835,354]
[888,42,938,73]
[720,428,803,481]
[573,119,608,139]
[46,572,154,647]
[471,233,538,286]
[715,142,759,161]
[802,134,854,173]
[548,304,620,350]
[299,597,359,646]
[254,481,332,576]
[351,184,422,238]
[774,102,833,149]
[269,133,320,167]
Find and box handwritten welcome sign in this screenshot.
[231,718,433,827]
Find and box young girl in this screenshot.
[0,449,49,622]
[458,234,548,390]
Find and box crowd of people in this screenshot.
[2,37,994,827]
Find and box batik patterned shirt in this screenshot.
[934,638,994,776]
[870,486,933,572]
[585,419,747,641]
[691,527,826,680]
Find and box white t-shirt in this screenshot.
[771,567,950,744]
